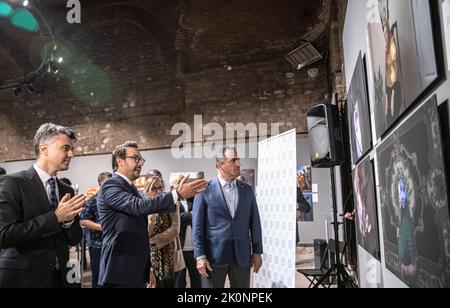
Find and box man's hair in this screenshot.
[98,171,112,185]
[0,167,6,175]
[216,146,236,164]
[111,141,139,172]
[33,123,76,157]
[146,169,162,179]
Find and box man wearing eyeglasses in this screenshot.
[97,141,207,288]
[193,146,263,288]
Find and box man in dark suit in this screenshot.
[193,147,263,288]
[0,123,85,288]
[174,196,201,288]
[97,141,207,288]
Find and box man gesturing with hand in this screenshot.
[0,123,84,288]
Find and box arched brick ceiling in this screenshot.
[58,3,175,63]
[179,0,329,71]
[0,21,43,82]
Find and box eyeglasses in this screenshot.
[125,156,145,165]
[151,186,164,192]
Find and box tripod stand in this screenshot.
[312,167,356,288]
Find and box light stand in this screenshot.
[312,166,356,288]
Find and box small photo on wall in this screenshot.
[347,52,372,165]
[352,156,380,260]
[377,95,450,288]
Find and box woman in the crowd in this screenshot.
[145,176,180,288]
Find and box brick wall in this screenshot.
[0,0,333,161]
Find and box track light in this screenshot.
[47,61,59,74]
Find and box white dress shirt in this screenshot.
[33,163,73,228]
[180,199,193,251]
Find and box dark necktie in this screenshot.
[48,178,58,209]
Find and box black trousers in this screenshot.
[174,250,201,288]
[89,247,102,288]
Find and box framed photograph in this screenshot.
[377,95,450,288]
[443,0,450,71]
[352,156,380,260]
[297,165,313,222]
[347,52,372,165]
[368,0,440,138]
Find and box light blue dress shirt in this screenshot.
[218,176,239,218]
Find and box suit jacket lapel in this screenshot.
[234,180,244,218]
[114,174,140,197]
[213,177,232,218]
[26,167,53,212]
[57,180,71,199]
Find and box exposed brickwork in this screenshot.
[328,0,348,106]
[0,0,334,161]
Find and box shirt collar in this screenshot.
[115,172,132,185]
[217,176,236,189]
[33,163,55,185]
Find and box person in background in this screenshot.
[296,174,311,245]
[80,171,112,288]
[173,176,201,288]
[145,176,181,288]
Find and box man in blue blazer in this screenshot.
[193,147,263,288]
[97,141,207,288]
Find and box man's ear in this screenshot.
[39,143,48,157]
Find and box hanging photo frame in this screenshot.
[443,0,450,71]
[367,0,443,138]
[377,95,450,288]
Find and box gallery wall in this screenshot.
[0,136,333,247]
[296,138,334,245]
[344,0,450,288]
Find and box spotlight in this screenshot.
[23,0,29,7]
[47,61,59,74]
[13,86,22,96]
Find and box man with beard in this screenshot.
[97,141,207,288]
[193,147,263,288]
[0,123,85,288]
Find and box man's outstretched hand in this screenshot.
[177,175,207,199]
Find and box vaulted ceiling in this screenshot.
[0,0,331,92]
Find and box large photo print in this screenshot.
[368,0,439,137]
[352,157,380,260]
[347,52,372,165]
[377,96,450,288]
